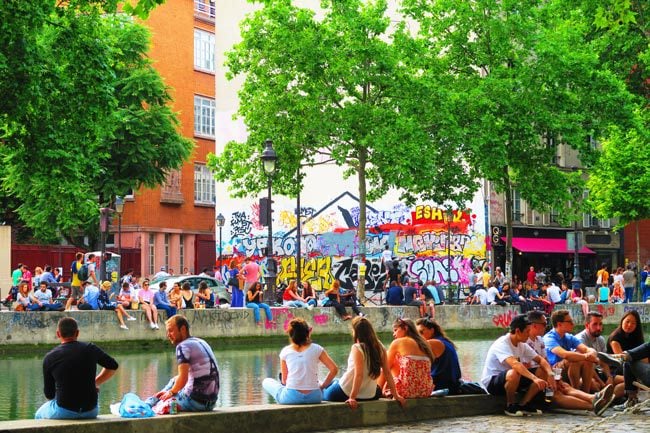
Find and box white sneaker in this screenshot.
[307,305,314,310]
[120,324,128,330]
[150,322,156,329]
[154,323,160,329]
[127,316,137,321]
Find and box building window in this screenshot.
[194,29,215,72]
[164,233,170,270]
[512,190,522,222]
[194,0,215,19]
[550,208,560,224]
[149,233,155,276]
[179,234,185,274]
[194,95,215,138]
[194,164,216,204]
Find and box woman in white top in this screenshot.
[323,317,405,408]
[262,318,338,404]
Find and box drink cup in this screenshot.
[553,367,562,380]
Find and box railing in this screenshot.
[194,0,215,20]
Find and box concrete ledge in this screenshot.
[0,395,504,433]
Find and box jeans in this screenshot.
[155,303,177,318]
[146,377,216,412]
[246,302,273,323]
[642,285,649,302]
[262,378,322,404]
[624,286,634,303]
[35,400,98,419]
[283,300,309,308]
[322,379,348,402]
[231,288,244,307]
[621,342,650,392]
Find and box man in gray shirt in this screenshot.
[622,265,636,303]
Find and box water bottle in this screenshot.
[169,400,178,415]
[431,388,449,397]
[544,387,553,402]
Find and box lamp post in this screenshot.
[216,213,225,272]
[261,139,278,303]
[99,207,111,282]
[572,220,582,291]
[115,196,124,257]
[446,208,453,298]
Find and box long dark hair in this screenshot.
[352,316,384,379]
[415,317,456,349]
[608,310,644,349]
[393,318,435,363]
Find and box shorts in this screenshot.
[70,285,83,300]
[486,368,535,396]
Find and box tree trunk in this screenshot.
[503,167,513,282]
[357,147,368,302]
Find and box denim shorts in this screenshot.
[35,400,98,420]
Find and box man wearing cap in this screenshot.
[480,314,555,416]
[154,266,171,280]
[35,317,118,419]
[543,309,599,392]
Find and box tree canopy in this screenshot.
[0,0,192,244]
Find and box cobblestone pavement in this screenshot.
[316,399,650,433]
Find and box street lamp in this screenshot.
[99,207,111,282]
[216,213,225,271]
[115,196,124,257]
[261,139,278,303]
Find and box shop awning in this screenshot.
[502,237,596,254]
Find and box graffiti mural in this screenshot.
[216,191,487,291]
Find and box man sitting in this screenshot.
[543,310,599,392]
[32,282,64,311]
[598,342,650,409]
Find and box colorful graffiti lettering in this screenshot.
[277,256,334,290]
[332,257,387,292]
[230,211,252,237]
[492,309,516,328]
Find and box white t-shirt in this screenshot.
[475,288,488,305]
[280,343,324,390]
[547,284,562,303]
[381,249,392,263]
[481,334,537,388]
[339,343,379,399]
[613,274,624,287]
[487,286,500,304]
[475,271,484,286]
[526,336,546,368]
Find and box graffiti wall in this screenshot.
[216,184,488,291]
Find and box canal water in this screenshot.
[0,338,493,421]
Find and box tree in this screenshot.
[208,0,477,261]
[0,1,192,244]
[400,0,634,278]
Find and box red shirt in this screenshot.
[526,271,536,284]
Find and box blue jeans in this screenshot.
[624,287,634,303]
[322,379,348,402]
[246,302,273,323]
[231,288,244,307]
[262,378,322,404]
[156,303,177,318]
[284,300,309,308]
[146,377,216,412]
[35,400,98,419]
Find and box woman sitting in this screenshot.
[262,318,338,404]
[138,280,159,329]
[180,282,194,309]
[610,281,625,304]
[247,282,273,325]
[282,280,312,309]
[323,280,352,320]
[570,284,589,317]
[195,281,215,308]
[15,282,38,311]
[117,282,134,310]
[168,282,183,309]
[379,318,435,398]
[98,281,136,330]
[301,281,318,307]
[323,317,405,408]
[416,317,462,394]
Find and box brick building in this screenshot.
[111,0,217,277]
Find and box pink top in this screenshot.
[139,287,154,303]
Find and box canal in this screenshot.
[0,338,493,421]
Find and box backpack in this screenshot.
[77,263,89,282]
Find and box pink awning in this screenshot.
[502,237,596,254]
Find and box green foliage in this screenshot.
[209,0,477,251]
[588,109,650,226]
[0,1,192,244]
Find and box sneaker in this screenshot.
[154,323,160,329]
[127,316,137,321]
[306,305,314,311]
[358,312,365,317]
[613,396,639,411]
[150,322,156,329]
[593,383,615,416]
[520,403,543,415]
[597,352,625,369]
[120,324,129,330]
[504,404,525,417]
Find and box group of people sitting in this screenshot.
[481,307,649,417]
[262,315,469,407]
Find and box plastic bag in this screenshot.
[118,392,155,418]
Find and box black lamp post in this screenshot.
[261,139,278,302]
[99,207,111,282]
[216,213,225,271]
[446,208,453,287]
[115,196,124,257]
